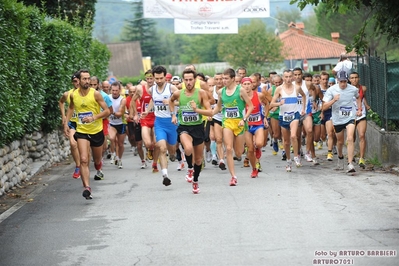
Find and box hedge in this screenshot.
[0,0,111,146]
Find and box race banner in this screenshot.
[174,18,238,34]
[143,0,270,19]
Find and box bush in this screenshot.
[0,0,111,146]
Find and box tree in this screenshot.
[275,8,302,34]
[121,0,163,65]
[19,0,96,27]
[217,20,284,70]
[314,4,398,59]
[290,0,399,54]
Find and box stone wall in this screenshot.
[0,130,70,197]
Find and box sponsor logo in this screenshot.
[198,4,212,17]
[243,6,268,13]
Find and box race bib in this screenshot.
[248,112,261,122]
[78,111,93,124]
[225,107,239,118]
[339,106,352,117]
[181,111,199,122]
[283,111,295,122]
[154,100,167,111]
[297,96,303,105]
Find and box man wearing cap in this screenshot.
[59,72,81,179]
[322,71,362,173]
[165,73,172,83]
[171,76,181,86]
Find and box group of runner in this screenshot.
[60,62,369,199]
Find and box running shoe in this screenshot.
[169,153,176,162]
[82,186,92,200]
[211,156,218,165]
[347,163,356,173]
[335,157,345,170]
[312,158,320,165]
[152,164,159,173]
[140,161,147,169]
[327,152,333,161]
[206,150,212,163]
[286,161,292,172]
[278,140,283,150]
[290,146,294,153]
[162,175,171,186]
[94,170,104,180]
[229,176,237,186]
[272,141,279,153]
[72,167,81,179]
[281,150,287,161]
[147,149,153,160]
[294,156,302,167]
[192,182,200,194]
[255,148,262,159]
[250,168,258,178]
[110,155,115,165]
[118,160,123,169]
[233,156,242,161]
[106,152,112,159]
[185,168,194,183]
[317,141,323,150]
[219,161,227,170]
[243,158,250,167]
[176,162,185,171]
[332,146,338,155]
[256,162,262,172]
[304,153,312,162]
[133,147,138,156]
[358,158,366,169]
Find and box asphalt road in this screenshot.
[0,143,398,266]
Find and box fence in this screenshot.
[357,52,399,131]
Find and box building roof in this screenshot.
[279,23,357,60]
[106,41,143,77]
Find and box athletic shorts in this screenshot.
[141,117,155,128]
[313,111,322,125]
[299,113,311,126]
[269,111,279,120]
[334,119,355,134]
[248,125,264,135]
[74,131,105,147]
[177,124,205,146]
[211,119,222,127]
[203,120,211,142]
[110,124,127,135]
[222,118,246,136]
[355,116,367,124]
[134,122,142,141]
[154,117,177,145]
[322,109,332,125]
[127,121,135,138]
[68,121,77,130]
[102,119,109,136]
[279,112,300,130]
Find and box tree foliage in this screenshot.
[275,8,302,34]
[19,0,96,27]
[121,0,163,65]
[290,0,399,54]
[314,4,399,59]
[217,20,284,69]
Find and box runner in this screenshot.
[169,68,213,193]
[64,69,110,199]
[322,71,362,173]
[142,65,179,186]
[211,68,253,186]
[58,72,81,179]
[270,69,307,172]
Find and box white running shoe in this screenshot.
[140,161,147,169]
[206,150,212,163]
[304,153,312,162]
[294,156,302,167]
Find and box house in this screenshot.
[106,41,144,77]
[279,22,356,72]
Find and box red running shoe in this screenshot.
[229,176,237,186]
[250,168,258,178]
[192,182,200,194]
[185,168,194,183]
[72,167,81,179]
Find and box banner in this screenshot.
[174,19,238,34]
[143,0,270,19]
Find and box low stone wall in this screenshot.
[361,121,399,166]
[0,130,70,197]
